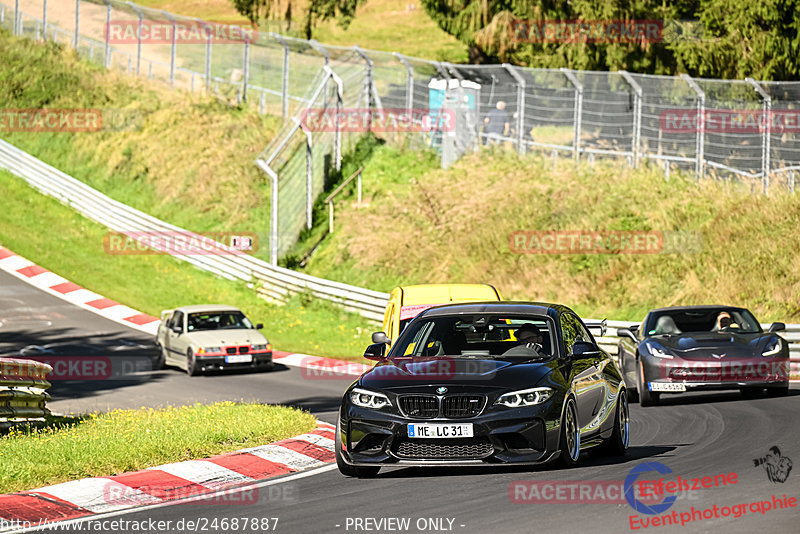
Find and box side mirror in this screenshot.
[617,328,638,342]
[371,331,391,345]
[171,325,182,334]
[363,343,386,361]
[768,322,785,332]
[256,323,264,330]
[572,340,601,359]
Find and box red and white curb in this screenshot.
[0,421,336,530]
[0,245,371,377]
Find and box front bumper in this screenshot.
[339,402,563,467]
[642,356,790,393]
[195,351,273,372]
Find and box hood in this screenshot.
[185,329,267,347]
[358,356,558,390]
[644,332,779,360]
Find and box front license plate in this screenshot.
[407,423,473,439]
[225,354,252,364]
[649,382,686,392]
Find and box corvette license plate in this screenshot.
[225,354,252,364]
[407,423,473,439]
[649,382,686,392]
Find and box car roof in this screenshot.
[417,301,570,318]
[648,305,748,313]
[172,304,243,314]
[398,284,500,304]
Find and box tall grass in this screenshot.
[300,145,800,322]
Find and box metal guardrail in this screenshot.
[0,358,52,422]
[0,138,390,323]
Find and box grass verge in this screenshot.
[0,403,316,494]
[0,169,373,360]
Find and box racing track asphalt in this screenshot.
[0,269,349,421]
[2,269,799,534]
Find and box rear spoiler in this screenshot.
[585,319,607,337]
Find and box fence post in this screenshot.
[13,0,19,35]
[102,0,111,68]
[561,68,583,162]
[328,201,334,233]
[198,19,212,92]
[74,0,80,49]
[242,33,251,102]
[681,74,705,179]
[256,160,280,265]
[162,11,176,87]
[127,2,142,76]
[394,53,414,116]
[42,0,47,40]
[746,78,772,195]
[325,66,344,172]
[504,64,526,155]
[357,168,362,204]
[293,118,314,230]
[309,40,330,109]
[270,34,290,119]
[620,70,643,168]
[353,46,374,129]
[790,170,795,193]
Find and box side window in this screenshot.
[573,315,594,344]
[560,314,579,355]
[165,313,175,329]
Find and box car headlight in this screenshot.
[198,346,221,354]
[646,342,673,359]
[251,344,270,351]
[349,388,391,409]
[762,338,782,357]
[494,387,553,408]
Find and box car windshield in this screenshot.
[390,314,555,359]
[645,308,762,336]
[187,311,253,332]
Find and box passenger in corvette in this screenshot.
[503,324,546,357]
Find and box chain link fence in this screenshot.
[4,0,800,264]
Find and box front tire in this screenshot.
[154,343,166,370]
[559,398,581,467]
[335,414,380,478]
[602,390,630,456]
[637,359,659,407]
[186,349,200,377]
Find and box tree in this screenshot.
[418,0,800,80]
[230,0,365,39]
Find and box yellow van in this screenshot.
[381,284,502,345]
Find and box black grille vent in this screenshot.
[226,347,237,354]
[239,346,249,354]
[441,395,485,418]
[398,395,439,418]
[395,437,493,459]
